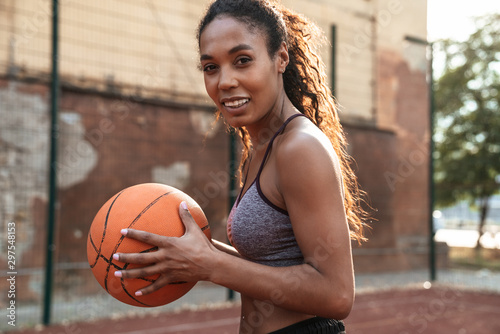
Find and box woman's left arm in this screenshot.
[276,129,355,316]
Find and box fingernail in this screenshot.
[113,254,119,261]
[120,229,128,235]
[135,291,143,296]
[114,271,122,278]
[181,201,188,210]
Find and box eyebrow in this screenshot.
[200,43,254,62]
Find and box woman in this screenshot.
[113,0,369,332]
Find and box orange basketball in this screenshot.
[87,183,211,307]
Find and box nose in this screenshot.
[218,67,238,90]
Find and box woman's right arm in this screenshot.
[212,239,241,258]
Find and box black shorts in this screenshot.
[268,317,346,334]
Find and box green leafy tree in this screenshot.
[434,13,500,250]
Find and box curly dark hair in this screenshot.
[197,0,369,243]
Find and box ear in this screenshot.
[277,42,289,74]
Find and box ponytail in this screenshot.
[280,6,370,243]
[198,0,370,243]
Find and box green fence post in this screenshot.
[43,0,59,325]
[428,42,436,281]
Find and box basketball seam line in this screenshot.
[103,191,174,297]
[90,190,125,269]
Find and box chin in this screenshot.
[226,119,246,129]
[220,113,247,129]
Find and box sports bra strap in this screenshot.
[256,113,306,178]
[237,113,306,203]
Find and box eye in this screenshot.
[236,56,252,66]
[203,64,217,73]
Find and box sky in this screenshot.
[427,0,500,42]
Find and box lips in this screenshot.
[222,98,249,108]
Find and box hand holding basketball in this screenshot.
[87,183,212,307]
[114,201,217,296]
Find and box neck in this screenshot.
[247,94,296,150]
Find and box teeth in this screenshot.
[224,99,248,108]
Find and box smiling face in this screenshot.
[199,16,287,129]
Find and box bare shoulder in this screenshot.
[276,117,341,177]
[276,116,348,257]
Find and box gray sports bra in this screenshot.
[227,114,306,267]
